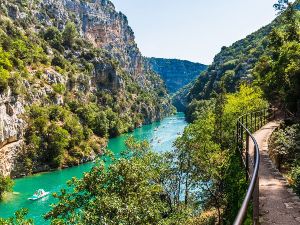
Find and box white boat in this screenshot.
[28,189,50,201]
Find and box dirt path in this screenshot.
[253,121,300,224]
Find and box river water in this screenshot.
[0,113,187,224]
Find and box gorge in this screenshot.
[0,113,187,224]
[1,0,299,224]
[0,0,175,178]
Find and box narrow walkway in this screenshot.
[253,121,300,224]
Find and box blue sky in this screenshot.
[112,0,278,64]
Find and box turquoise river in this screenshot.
[0,113,187,224]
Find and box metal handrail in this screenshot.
[234,122,260,225]
[234,108,272,225]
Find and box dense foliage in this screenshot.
[147,57,207,94]
[175,85,268,223]
[22,105,103,171]
[0,5,172,174]
[186,20,277,103]
[254,1,300,111]
[269,122,300,193]
[0,176,13,200]
[44,85,268,224]
[0,209,33,225]
[45,138,191,225]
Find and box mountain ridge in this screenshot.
[147,57,207,94]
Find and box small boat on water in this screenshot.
[28,189,50,201]
[154,127,158,131]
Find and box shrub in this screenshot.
[0,66,10,93]
[290,166,300,196]
[62,22,78,48]
[51,54,66,69]
[0,209,33,224]
[8,72,21,95]
[0,175,14,200]
[52,83,66,95]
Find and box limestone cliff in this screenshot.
[0,0,173,177]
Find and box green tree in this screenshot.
[175,85,268,223]
[62,22,78,48]
[254,2,300,109]
[45,124,70,168]
[0,66,10,93]
[0,209,33,225]
[94,111,109,137]
[0,175,14,200]
[45,139,188,225]
[43,27,64,52]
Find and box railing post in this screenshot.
[241,117,244,141]
[253,178,260,224]
[253,146,259,224]
[236,122,240,149]
[245,132,249,181]
[251,113,253,133]
[254,112,257,131]
[260,111,263,129]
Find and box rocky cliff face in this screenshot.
[148,58,207,94]
[0,0,173,177]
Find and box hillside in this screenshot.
[185,19,279,105]
[147,57,207,94]
[172,80,196,111]
[0,0,174,177]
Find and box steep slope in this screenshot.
[0,0,173,177]
[172,80,196,112]
[187,19,278,104]
[147,57,207,93]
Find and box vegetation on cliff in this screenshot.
[147,57,207,94]
[0,0,173,176]
[1,0,299,224]
[254,1,300,111]
[42,85,268,224]
[0,209,33,225]
[182,0,300,221]
[41,0,299,223]
[186,22,276,103]
[0,176,13,200]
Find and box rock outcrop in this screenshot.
[0,0,173,177]
[35,0,149,87]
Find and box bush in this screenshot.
[43,27,64,52]
[51,54,66,69]
[24,105,101,170]
[8,72,21,95]
[0,67,10,93]
[62,22,78,48]
[52,83,66,94]
[290,166,300,196]
[0,208,33,224]
[0,175,14,200]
